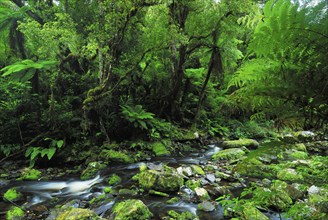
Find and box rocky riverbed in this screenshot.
[1,131,327,220]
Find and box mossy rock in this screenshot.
[185,179,201,190]
[81,162,106,180]
[212,148,246,161]
[56,208,101,220]
[151,141,170,157]
[138,170,184,192]
[166,197,179,204]
[241,204,269,220]
[194,187,210,201]
[268,189,293,210]
[167,210,199,220]
[294,131,316,142]
[6,206,24,220]
[277,150,308,161]
[4,188,22,202]
[108,174,122,186]
[17,168,42,180]
[109,199,153,220]
[149,190,169,197]
[277,168,303,182]
[100,149,133,163]
[309,189,328,213]
[118,188,138,196]
[222,139,259,149]
[287,143,307,152]
[190,165,205,176]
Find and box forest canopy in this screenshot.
[0,0,327,156]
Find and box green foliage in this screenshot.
[121,104,155,130]
[25,138,64,167]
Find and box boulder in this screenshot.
[109,199,153,220]
[198,201,216,212]
[212,148,246,161]
[138,169,184,192]
[151,141,170,156]
[177,166,193,177]
[194,187,210,201]
[222,139,259,149]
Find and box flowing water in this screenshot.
[0,144,288,219]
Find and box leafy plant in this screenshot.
[25,138,64,167]
[121,104,155,130]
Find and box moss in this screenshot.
[17,168,42,180]
[118,188,138,196]
[151,141,170,157]
[290,151,308,159]
[139,163,147,172]
[222,139,259,149]
[89,194,106,205]
[4,188,22,202]
[190,165,205,176]
[138,170,158,190]
[81,162,106,180]
[212,148,246,161]
[104,187,114,194]
[149,189,169,197]
[166,197,179,204]
[101,149,133,163]
[269,190,293,210]
[55,208,100,220]
[194,187,210,201]
[277,168,304,182]
[167,210,197,220]
[108,174,122,186]
[6,206,24,220]
[185,179,201,190]
[110,199,153,220]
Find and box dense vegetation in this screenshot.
[0,0,327,166]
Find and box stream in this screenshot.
[0,144,288,220]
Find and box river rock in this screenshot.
[190,165,205,176]
[205,174,216,183]
[138,169,184,192]
[214,171,232,181]
[241,204,269,220]
[6,206,25,220]
[55,208,101,220]
[308,188,328,213]
[207,186,231,197]
[109,199,153,220]
[277,168,303,182]
[100,149,133,163]
[177,166,193,177]
[308,185,320,195]
[222,139,259,149]
[212,148,246,161]
[197,201,216,212]
[305,141,328,154]
[185,179,201,190]
[194,187,210,201]
[294,131,316,142]
[279,133,297,144]
[151,141,171,156]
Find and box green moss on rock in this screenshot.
[166,197,179,204]
[4,188,22,202]
[6,206,24,220]
[167,210,198,220]
[108,174,122,186]
[110,199,153,220]
[17,168,42,180]
[277,168,304,182]
[212,148,246,161]
[185,179,201,190]
[56,208,100,220]
[190,165,205,176]
[149,190,169,197]
[222,139,259,149]
[101,150,133,163]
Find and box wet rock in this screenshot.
[138,169,184,192]
[118,188,138,196]
[146,162,163,171]
[241,204,269,220]
[222,139,259,149]
[167,210,199,220]
[109,199,153,220]
[190,165,205,176]
[212,148,246,161]
[206,174,216,183]
[279,133,297,144]
[286,184,304,201]
[194,187,210,201]
[80,162,106,180]
[277,168,303,182]
[199,177,210,185]
[177,166,193,177]
[207,186,231,197]
[197,201,216,212]
[308,185,320,195]
[214,171,232,181]
[294,131,316,142]
[55,208,101,220]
